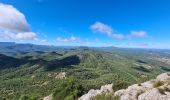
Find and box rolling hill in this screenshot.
[0,42,170,100]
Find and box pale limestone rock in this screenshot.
[126,84,145,100]
[115,73,170,100]
[79,89,101,100]
[140,75,147,78]
[41,81,49,86]
[43,94,52,100]
[118,94,131,100]
[55,72,66,79]
[156,73,170,82]
[79,73,170,100]
[47,73,52,77]
[138,88,168,100]
[115,84,145,100]
[114,89,126,97]
[115,90,130,100]
[79,84,113,100]
[100,84,113,92]
[31,75,35,79]
[141,80,154,90]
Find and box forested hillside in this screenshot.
[0,43,170,100]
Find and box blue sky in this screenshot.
[0,0,170,48]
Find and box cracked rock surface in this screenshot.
[79,73,170,100]
[115,72,170,100]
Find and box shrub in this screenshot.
[92,92,119,100]
[19,95,37,100]
[153,81,164,88]
[112,80,130,91]
[52,78,84,100]
[157,88,166,95]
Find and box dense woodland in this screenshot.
[0,42,170,100]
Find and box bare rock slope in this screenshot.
[79,72,170,100]
[79,84,113,100]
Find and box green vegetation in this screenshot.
[52,78,83,100]
[112,80,130,91]
[92,92,119,100]
[0,43,170,99]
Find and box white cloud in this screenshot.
[111,34,125,39]
[90,22,147,39]
[0,30,14,39]
[137,43,149,46]
[0,3,30,32]
[41,39,48,43]
[0,30,37,40]
[90,22,113,36]
[15,32,37,40]
[130,31,147,37]
[57,37,69,42]
[56,36,81,43]
[0,3,37,40]
[90,22,125,39]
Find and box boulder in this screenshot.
[43,94,52,100]
[79,73,170,100]
[156,73,170,82]
[115,73,170,100]
[79,84,113,100]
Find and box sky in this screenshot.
[0,0,170,48]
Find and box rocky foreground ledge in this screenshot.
[79,72,170,100]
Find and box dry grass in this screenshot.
[153,81,164,88]
[92,92,119,100]
[136,90,145,99]
[157,87,166,95]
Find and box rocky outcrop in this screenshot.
[78,84,113,100]
[79,72,170,100]
[115,72,170,100]
[48,72,66,79]
[55,72,66,79]
[43,94,52,100]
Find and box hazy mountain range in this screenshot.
[0,42,170,100]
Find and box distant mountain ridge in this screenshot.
[0,42,117,57]
[0,42,68,57]
[1,42,170,100]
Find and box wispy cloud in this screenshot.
[90,22,125,39]
[90,22,147,39]
[0,3,37,40]
[130,31,147,37]
[56,36,81,43]
[0,30,37,40]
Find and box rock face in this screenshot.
[79,73,170,100]
[78,84,113,100]
[115,72,170,100]
[55,72,66,79]
[43,94,52,100]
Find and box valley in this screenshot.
[0,42,170,100]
